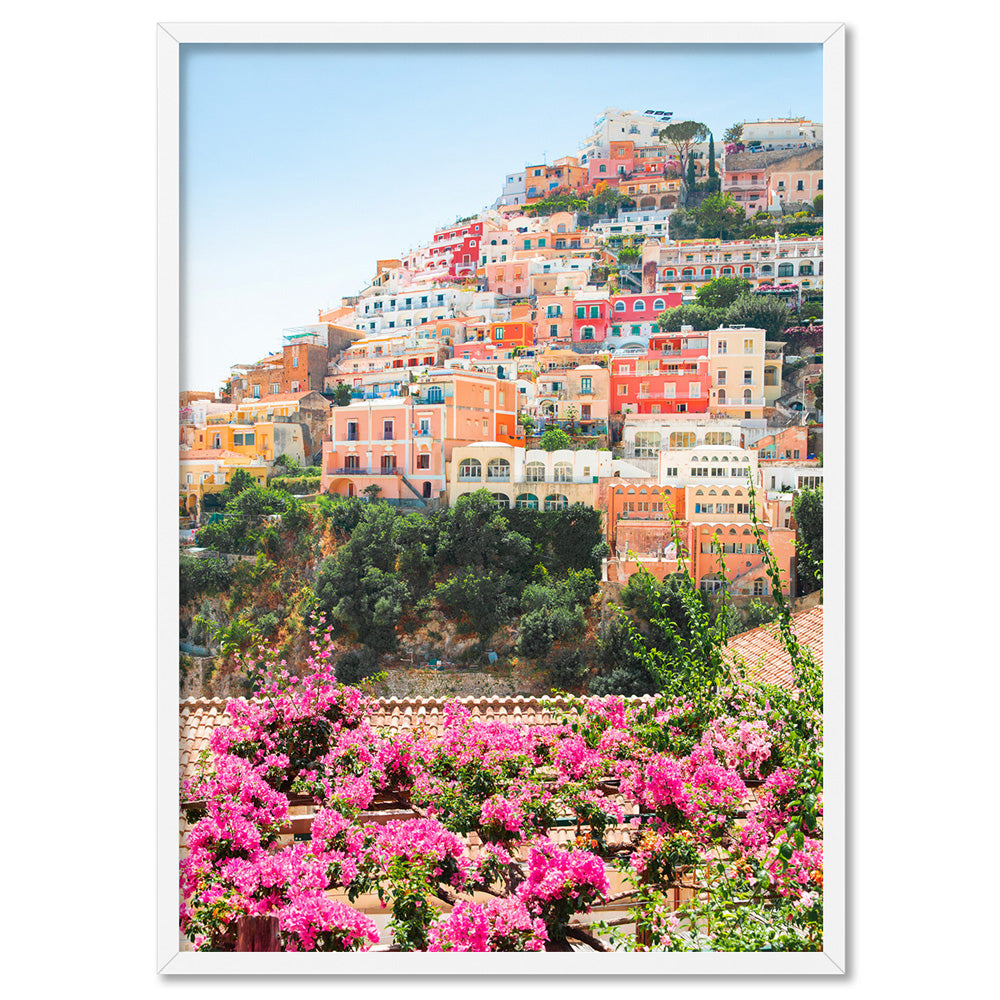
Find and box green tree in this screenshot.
[695,276,752,311]
[333,383,351,406]
[588,617,660,697]
[792,487,823,595]
[657,120,709,192]
[436,490,531,575]
[707,133,717,178]
[314,503,407,652]
[656,303,724,332]
[722,122,744,145]
[539,427,572,452]
[724,292,792,339]
[811,375,823,411]
[813,193,823,216]
[692,193,745,240]
[221,468,255,503]
[686,155,696,191]
[435,568,514,645]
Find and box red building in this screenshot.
[431,221,486,280]
[571,295,611,343]
[609,291,683,326]
[610,331,711,415]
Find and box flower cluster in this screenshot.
[428,898,547,952]
[277,896,379,952]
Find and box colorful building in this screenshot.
[610,330,711,416]
[178,449,267,520]
[448,444,611,510]
[320,370,522,503]
[646,235,824,295]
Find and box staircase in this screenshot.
[399,474,428,507]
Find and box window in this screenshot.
[525,461,545,482]
[634,300,645,311]
[486,458,510,481]
[617,384,628,396]
[653,298,665,309]
[347,421,359,441]
[253,385,260,398]
[419,418,431,436]
[717,370,727,386]
[553,462,572,483]
[717,339,728,354]
[270,383,280,395]
[576,306,585,318]
[544,493,569,511]
[185,473,193,485]
[516,492,539,509]
[293,356,299,367]
[743,338,754,353]
[380,455,396,474]
[614,301,626,312]
[491,493,511,509]
[743,369,753,384]
[589,306,600,318]
[797,180,804,191]
[458,458,482,480]
[383,420,394,440]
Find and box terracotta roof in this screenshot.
[180,694,657,791]
[725,605,823,689]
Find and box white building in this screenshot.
[578,108,675,163]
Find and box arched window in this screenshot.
[653,298,666,310]
[681,268,694,278]
[516,493,538,509]
[614,301,626,312]
[525,461,545,482]
[706,432,732,447]
[718,388,726,403]
[722,489,730,495]
[669,431,696,449]
[753,578,768,596]
[544,493,569,510]
[743,388,752,403]
[486,458,510,481]
[458,458,481,480]
[553,462,572,483]
[634,430,661,458]
[702,267,714,277]
[491,493,510,509]
[634,300,646,311]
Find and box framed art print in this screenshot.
[159,21,844,974]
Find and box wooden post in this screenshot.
[235,914,280,952]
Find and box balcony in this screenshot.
[327,466,401,477]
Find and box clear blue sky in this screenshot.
[180,43,822,391]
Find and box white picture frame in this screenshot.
[158,20,845,975]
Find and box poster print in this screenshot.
[160,22,844,974]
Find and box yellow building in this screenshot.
[178,449,267,519]
[707,326,769,420]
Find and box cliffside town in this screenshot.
[179,109,824,698]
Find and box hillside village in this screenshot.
[179,109,824,700]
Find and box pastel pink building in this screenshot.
[320,369,522,503]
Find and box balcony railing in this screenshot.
[327,466,402,477]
